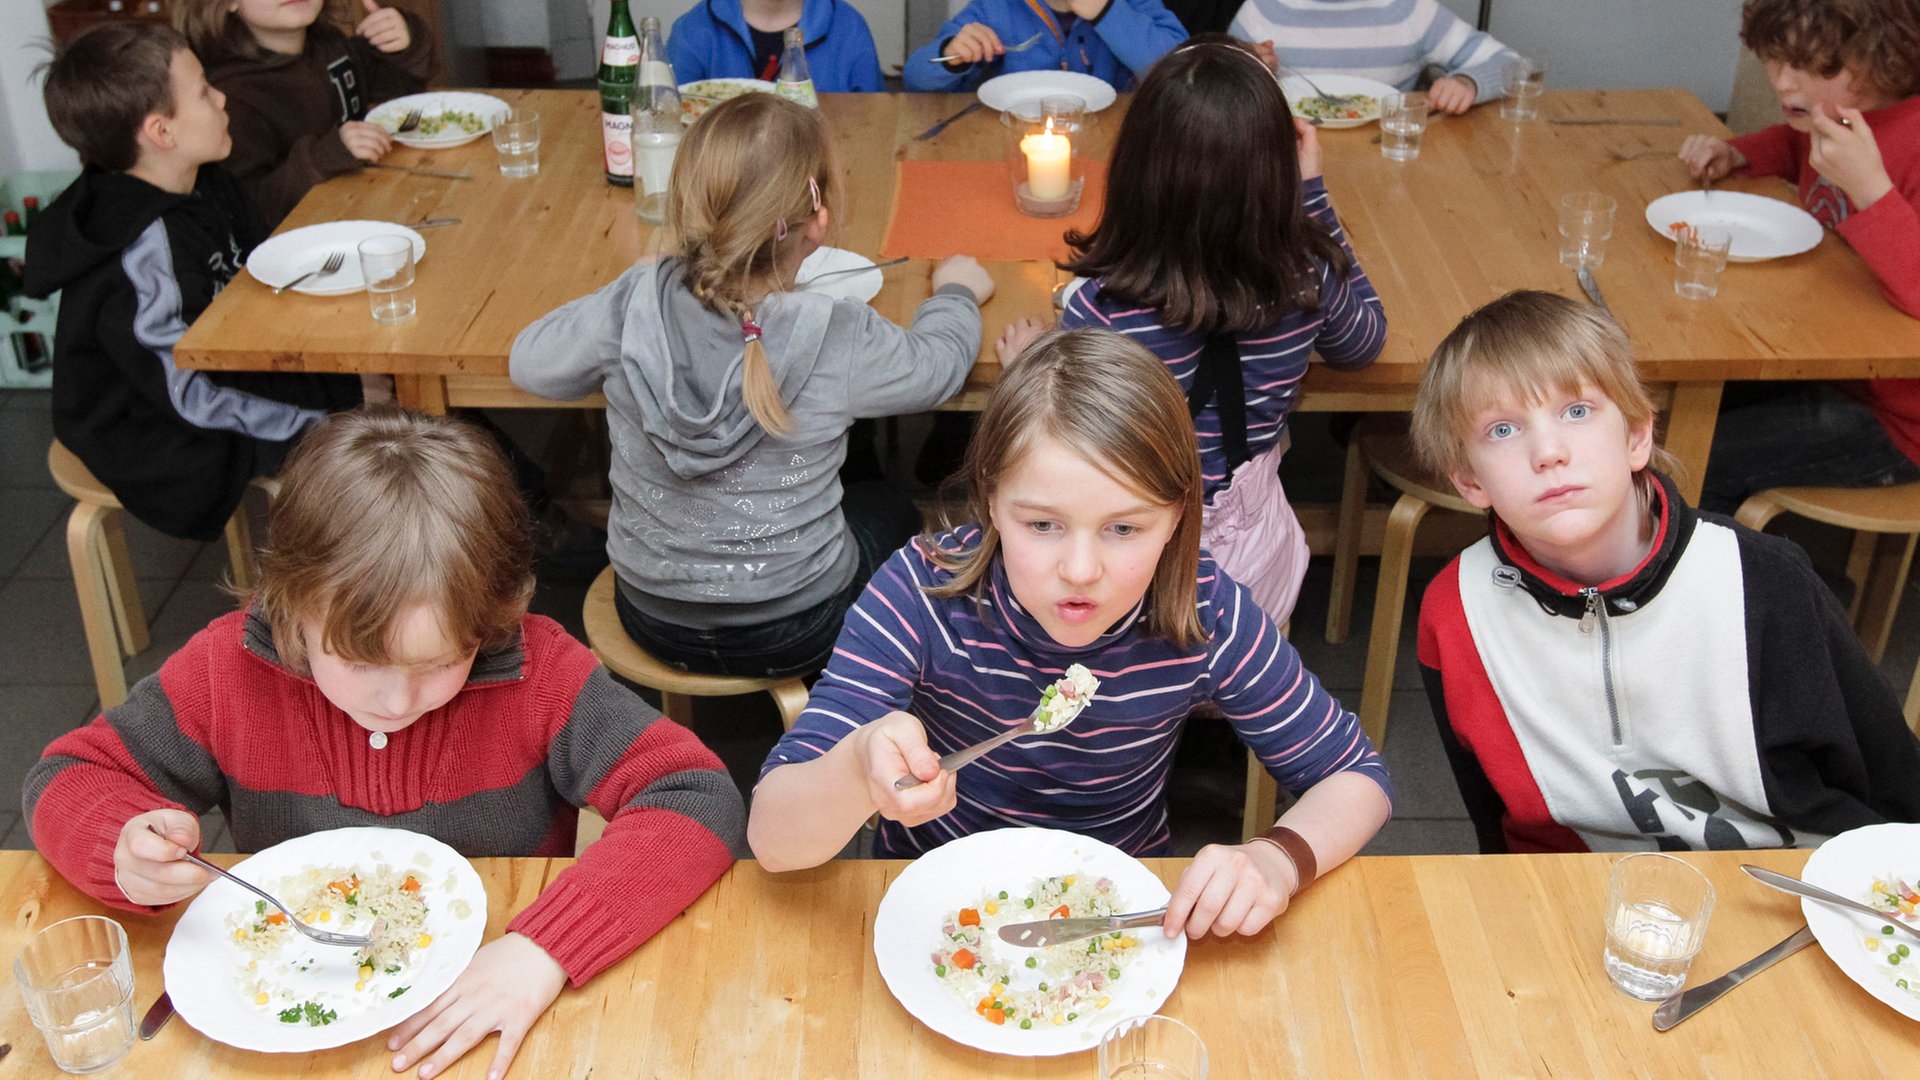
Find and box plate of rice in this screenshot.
[1800,822,1920,1022]
[163,827,487,1051]
[367,92,509,148]
[873,827,1186,1056]
[679,78,776,125]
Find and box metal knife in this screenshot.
[139,991,174,1040]
[1577,265,1611,314]
[365,163,473,181]
[1550,117,1681,126]
[996,907,1169,948]
[1651,925,1813,1031]
[913,101,984,141]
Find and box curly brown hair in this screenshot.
[1741,0,1920,99]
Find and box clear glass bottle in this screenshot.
[597,0,639,187]
[775,27,817,108]
[630,17,681,224]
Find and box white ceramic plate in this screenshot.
[796,247,883,303]
[246,222,427,296]
[1279,74,1398,128]
[163,827,488,1052]
[367,92,508,149]
[679,78,777,125]
[978,71,1118,120]
[1800,822,1920,1022]
[872,828,1186,1057]
[1644,190,1824,262]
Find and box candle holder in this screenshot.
[1001,97,1086,218]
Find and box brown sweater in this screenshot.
[203,13,435,228]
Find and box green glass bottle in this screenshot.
[598,0,640,187]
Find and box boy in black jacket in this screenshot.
[25,22,360,541]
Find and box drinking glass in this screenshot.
[1558,191,1617,268]
[1379,92,1429,161]
[357,234,417,325]
[1500,56,1546,122]
[14,916,136,1074]
[1673,225,1734,300]
[1098,1015,1208,1080]
[492,107,541,178]
[1604,853,1715,1000]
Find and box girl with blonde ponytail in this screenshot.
[510,94,995,678]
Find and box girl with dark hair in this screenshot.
[1058,34,1386,626]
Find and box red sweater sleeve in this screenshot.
[1728,124,1800,181]
[1836,176,1920,318]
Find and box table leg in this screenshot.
[1661,381,1722,505]
[395,375,450,416]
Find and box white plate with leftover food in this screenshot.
[1799,822,1920,1022]
[873,827,1186,1057]
[1279,74,1397,128]
[1644,190,1824,262]
[978,71,1117,120]
[679,78,777,125]
[163,827,487,1052]
[246,222,427,297]
[368,92,508,149]
[796,247,884,303]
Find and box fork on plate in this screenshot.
[931,30,1045,63]
[396,107,423,134]
[148,824,377,948]
[1276,63,1341,104]
[271,250,345,295]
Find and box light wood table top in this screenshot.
[0,846,1909,1077]
[174,88,1920,496]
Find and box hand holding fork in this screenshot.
[931,27,1044,65]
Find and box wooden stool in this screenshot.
[1324,417,1479,748]
[48,441,265,709]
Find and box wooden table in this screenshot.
[0,847,1911,1076]
[175,89,1920,501]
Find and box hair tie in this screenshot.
[741,317,763,343]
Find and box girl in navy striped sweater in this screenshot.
[750,329,1391,941]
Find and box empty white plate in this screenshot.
[1644,190,1824,262]
[978,71,1117,120]
[246,221,427,296]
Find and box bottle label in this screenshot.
[775,80,818,108]
[603,111,635,180]
[602,37,639,66]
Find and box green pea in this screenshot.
[934,965,946,977]
[1109,967,1121,979]
[1025,898,1035,908]
[1890,953,1904,966]
[1067,1012,1078,1022]
[999,890,1009,900]
[1037,982,1048,991]
[1884,925,1897,935]
[1898,944,1911,957]
[1020,1019,1033,1030]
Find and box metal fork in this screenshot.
[396,107,423,133]
[931,30,1045,63]
[799,256,909,286]
[148,825,376,948]
[272,250,345,295]
[1276,63,1341,104]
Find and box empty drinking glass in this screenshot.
[357,234,417,325]
[14,916,136,1074]
[1674,225,1734,300]
[1099,1015,1208,1080]
[492,107,541,178]
[1604,853,1715,1000]
[1379,92,1429,161]
[1558,192,1617,268]
[1501,57,1546,122]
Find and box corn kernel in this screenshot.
[416,934,433,949]
[317,910,331,923]
[989,983,1005,996]
[355,981,367,992]
[359,965,374,980]
[1063,875,1076,887]
[1096,996,1110,1009]
[1866,938,1882,953]
[1052,1014,1066,1026]
[984,900,999,915]
[254,992,269,1006]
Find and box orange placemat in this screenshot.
[881,160,1108,263]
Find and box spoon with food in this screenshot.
[894,665,1099,790]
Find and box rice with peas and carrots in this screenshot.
[226,864,435,1013]
[930,872,1143,1030]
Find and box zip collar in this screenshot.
[1487,472,1695,621]
[240,607,528,686]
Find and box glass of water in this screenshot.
[1558,191,1617,268]
[1099,1015,1208,1080]
[492,107,541,178]
[1604,853,1715,1000]
[1674,225,1734,300]
[357,234,417,325]
[1379,92,1429,161]
[1500,56,1546,122]
[14,915,136,1074]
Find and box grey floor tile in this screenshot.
[2,389,51,412]
[0,577,156,687]
[1359,817,1480,857]
[122,578,247,688]
[0,684,99,812]
[1374,690,1469,821]
[0,404,55,489]
[0,486,66,579]
[1,813,27,850]
[15,504,211,583]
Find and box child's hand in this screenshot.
[854,712,957,827]
[356,0,412,53]
[340,121,394,163]
[1809,105,1895,211]
[1161,840,1295,939]
[932,255,995,305]
[1427,75,1476,115]
[1252,40,1279,73]
[1292,117,1323,180]
[387,932,565,1080]
[113,809,213,906]
[995,317,1047,365]
[942,24,1005,68]
[1678,135,1746,184]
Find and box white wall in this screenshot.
[1475,0,1745,113]
[541,1,909,77]
[0,0,81,175]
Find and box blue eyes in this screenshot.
[1485,403,1595,440]
[1565,402,1592,420]
[1024,520,1142,538]
[1487,421,1516,440]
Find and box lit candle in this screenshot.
[1020,122,1072,201]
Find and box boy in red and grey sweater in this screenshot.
[24,409,743,1080]
[1680,0,1920,513]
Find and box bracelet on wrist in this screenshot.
[1249,825,1317,896]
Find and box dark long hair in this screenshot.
[1060,35,1351,336]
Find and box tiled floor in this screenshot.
[3,389,1915,862]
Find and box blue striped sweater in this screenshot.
[761,528,1393,856]
[1230,0,1517,104]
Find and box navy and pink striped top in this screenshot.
[1059,176,1386,498]
[761,528,1393,857]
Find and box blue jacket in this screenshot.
[905,0,1187,92]
[668,0,885,92]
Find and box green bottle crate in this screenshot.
[0,170,79,388]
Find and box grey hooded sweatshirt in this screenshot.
[510,257,981,627]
